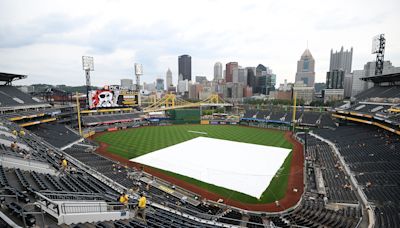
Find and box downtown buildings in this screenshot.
[178,55,192,81]
[324,47,353,102]
[295,49,315,87]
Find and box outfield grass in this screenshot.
[94,125,293,204]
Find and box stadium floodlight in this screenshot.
[371,34,381,54]
[371,34,385,75]
[134,63,143,106]
[134,63,143,75]
[82,56,94,71]
[82,56,94,107]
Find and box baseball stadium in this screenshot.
[0,69,399,228]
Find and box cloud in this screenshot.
[0,14,91,48]
[0,0,399,86]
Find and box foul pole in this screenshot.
[292,91,297,132]
[76,92,82,136]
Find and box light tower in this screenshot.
[82,56,94,107]
[134,63,143,106]
[372,34,386,76]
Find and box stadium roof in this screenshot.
[0,72,27,84]
[361,72,400,83]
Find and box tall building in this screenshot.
[120,79,133,90]
[326,46,353,99]
[246,67,256,89]
[178,54,192,81]
[256,64,267,77]
[330,47,353,73]
[295,49,315,87]
[156,78,164,91]
[237,68,247,85]
[225,62,238,83]
[214,62,223,81]
[254,64,276,95]
[166,68,173,89]
[326,70,344,89]
[195,76,207,84]
[324,70,345,102]
[256,75,272,95]
[232,67,247,85]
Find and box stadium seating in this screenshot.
[300,112,321,125]
[2,107,65,121]
[4,99,400,228]
[242,108,336,128]
[313,125,400,228]
[355,85,400,100]
[29,123,81,148]
[0,85,43,107]
[300,134,358,204]
[82,113,142,126]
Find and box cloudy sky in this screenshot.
[1,0,399,87]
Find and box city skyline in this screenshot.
[0,0,399,87]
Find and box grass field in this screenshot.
[94,125,293,204]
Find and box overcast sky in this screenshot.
[1,0,399,87]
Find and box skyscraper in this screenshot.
[245,67,256,89]
[156,78,164,91]
[326,70,344,89]
[326,47,353,98]
[178,55,192,81]
[225,62,238,83]
[295,49,315,87]
[166,68,173,89]
[329,47,353,73]
[254,64,275,95]
[214,62,223,81]
[256,64,267,77]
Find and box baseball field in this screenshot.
[93,125,294,204]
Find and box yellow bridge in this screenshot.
[143,93,232,112]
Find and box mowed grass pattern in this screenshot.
[95,125,292,159]
[94,125,293,204]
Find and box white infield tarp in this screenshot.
[131,137,291,198]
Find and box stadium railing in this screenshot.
[310,132,375,228]
[152,201,277,228]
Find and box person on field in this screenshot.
[135,193,147,220]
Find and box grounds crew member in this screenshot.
[60,156,68,175]
[118,192,129,209]
[135,193,147,220]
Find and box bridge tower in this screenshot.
[164,93,176,108]
[209,93,220,104]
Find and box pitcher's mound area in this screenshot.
[130,136,291,198]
